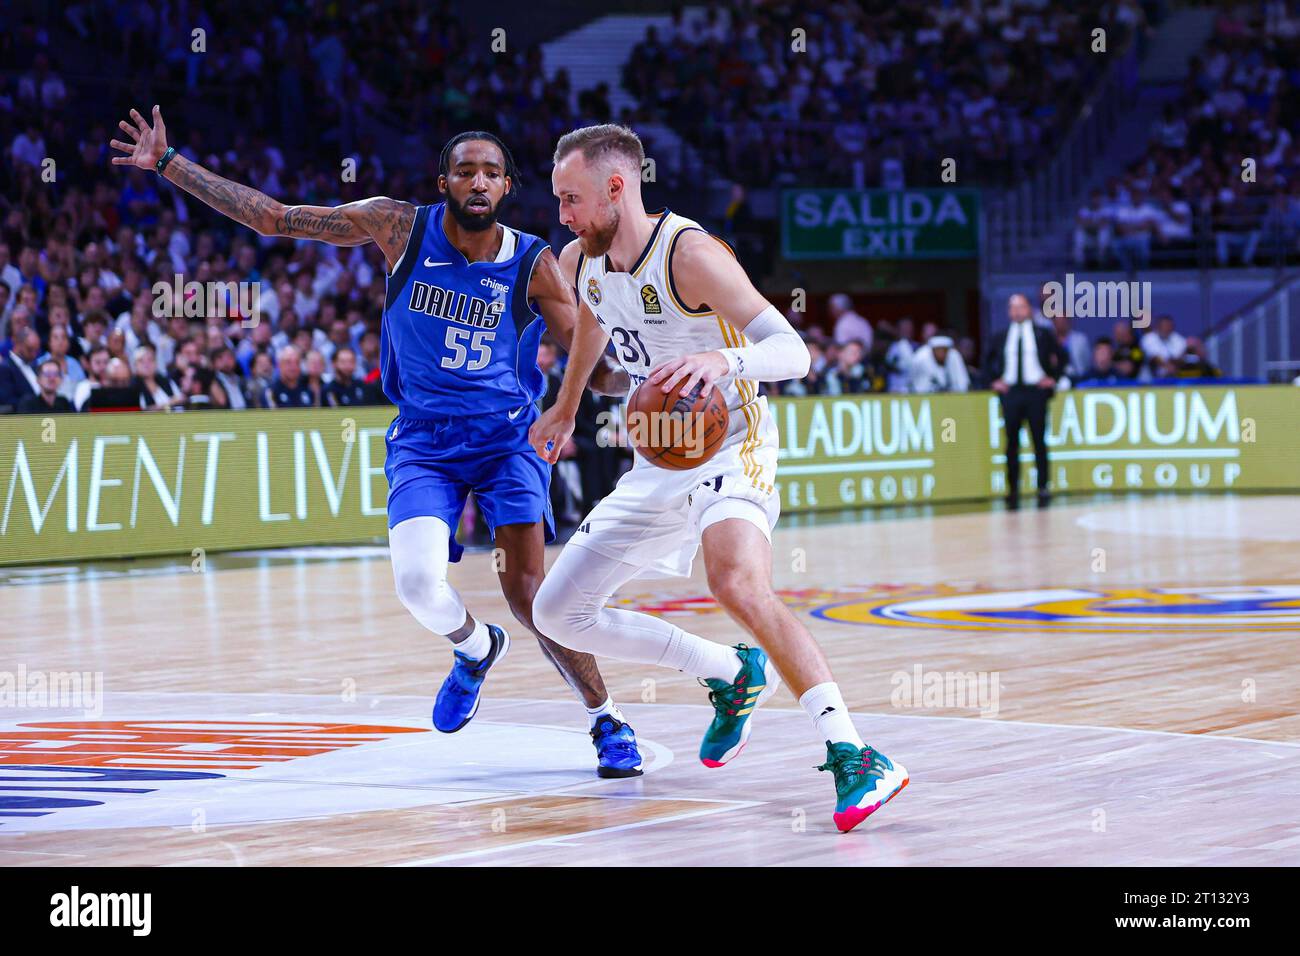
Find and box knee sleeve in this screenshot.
[533,562,599,652]
[533,544,730,678]
[533,544,637,655]
[389,516,466,635]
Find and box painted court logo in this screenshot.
[614,584,1300,632]
[813,585,1300,632]
[613,585,907,617]
[0,696,638,834]
[0,717,425,832]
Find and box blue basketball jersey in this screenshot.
[381,203,548,418]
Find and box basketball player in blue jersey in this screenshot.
[110,106,643,777]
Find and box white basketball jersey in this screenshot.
[576,210,777,494]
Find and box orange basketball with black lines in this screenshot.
[626,380,729,470]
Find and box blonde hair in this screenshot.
[553,124,645,175]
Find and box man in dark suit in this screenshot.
[983,293,1069,509]
[324,347,372,407]
[17,360,74,414]
[0,328,41,414]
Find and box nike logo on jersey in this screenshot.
[424,258,453,267]
[506,406,525,420]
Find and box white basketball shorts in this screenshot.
[567,396,781,579]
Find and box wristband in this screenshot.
[155,147,177,176]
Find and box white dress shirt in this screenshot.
[73,378,99,411]
[885,339,915,392]
[1140,330,1187,364]
[910,345,970,393]
[1003,320,1045,385]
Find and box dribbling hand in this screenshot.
[647,351,729,398]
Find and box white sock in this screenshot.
[659,630,743,682]
[585,697,626,729]
[455,619,492,661]
[799,682,864,749]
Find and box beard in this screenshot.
[445,192,499,232]
[578,206,620,258]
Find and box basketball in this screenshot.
[626,379,729,470]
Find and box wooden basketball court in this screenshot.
[4,494,1299,866]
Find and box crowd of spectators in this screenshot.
[0,2,1255,421]
[0,1,620,416]
[0,163,401,414]
[767,288,1221,399]
[0,176,390,414]
[624,0,1149,188]
[1,1,609,232]
[1075,2,1300,269]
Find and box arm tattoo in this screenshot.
[165,154,288,236]
[533,635,609,703]
[354,198,416,265]
[275,206,357,239]
[165,155,413,257]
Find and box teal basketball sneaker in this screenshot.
[699,643,780,767]
[816,741,909,833]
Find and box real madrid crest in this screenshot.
[640,284,661,314]
[587,277,602,306]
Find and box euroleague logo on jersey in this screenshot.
[640,283,661,314]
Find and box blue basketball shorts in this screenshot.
[384,404,554,563]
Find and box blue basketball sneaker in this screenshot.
[432,624,510,733]
[590,715,644,778]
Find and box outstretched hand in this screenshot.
[109,106,169,171]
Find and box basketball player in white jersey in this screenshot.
[529,125,908,832]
